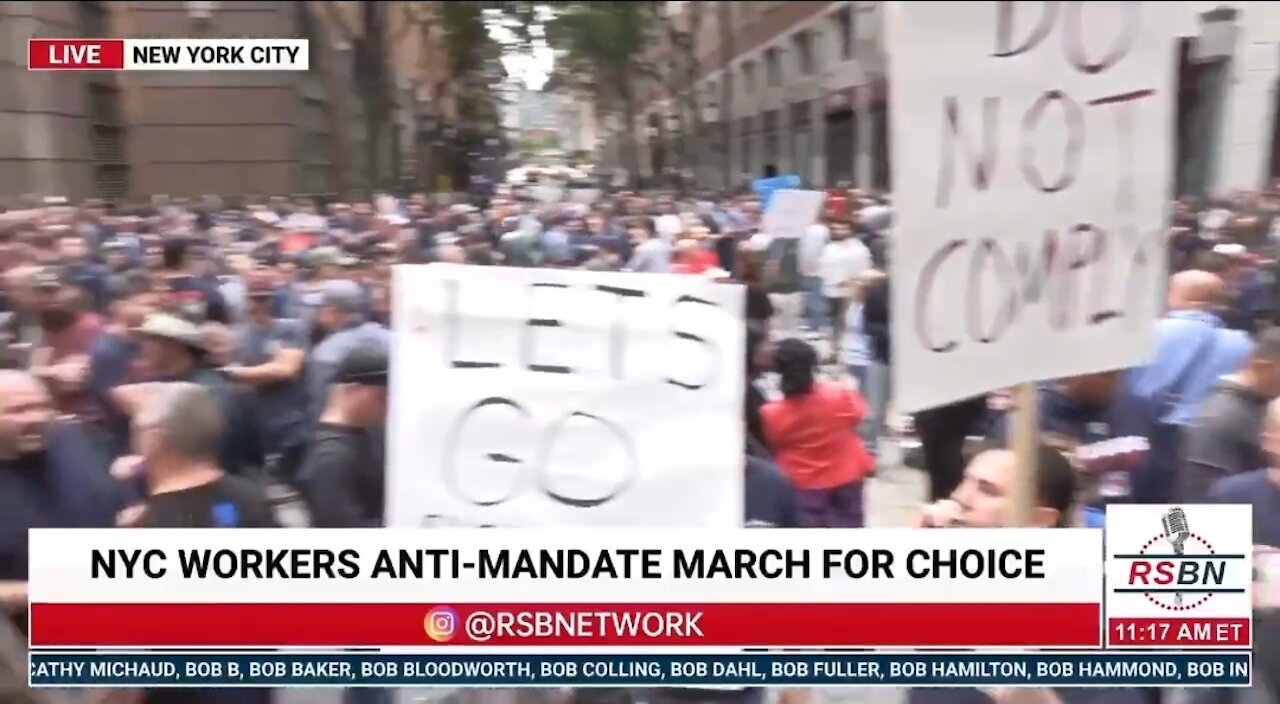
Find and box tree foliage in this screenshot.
[541,1,663,182]
[544,1,660,110]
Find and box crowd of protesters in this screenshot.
[0,178,1277,704]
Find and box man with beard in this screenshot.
[27,266,104,421]
[87,272,158,457]
[114,313,262,476]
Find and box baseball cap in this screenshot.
[309,246,357,268]
[319,279,365,314]
[137,312,206,352]
[333,345,389,386]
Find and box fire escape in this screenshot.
[81,0,130,200]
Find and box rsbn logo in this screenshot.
[1115,507,1243,612]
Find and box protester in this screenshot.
[306,279,389,425]
[624,216,671,273]
[117,312,262,476]
[299,344,390,528]
[28,266,103,413]
[1205,398,1280,701]
[0,369,123,630]
[1130,269,1253,429]
[760,338,873,527]
[859,269,891,459]
[817,218,871,359]
[221,271,308,487]
[1183,327,1280,499]
[126,382,276,704]
[913,445,1145,704]
[158,235,229,324]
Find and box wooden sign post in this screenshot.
[1008,382,1040,527]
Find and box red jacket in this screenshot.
[760,382,874,490]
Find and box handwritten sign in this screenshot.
[753,174,801,210]
[888,1,1178,413]
[761,189,825,239]
[387,264,745,528]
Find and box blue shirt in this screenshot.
[1129,310,1252,426]
[87,331,143,456]
[540,228,572,263]
[236,319,309,452]
[1207,470,1280,546]
[0,421,125,581]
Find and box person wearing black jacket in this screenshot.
[299,344,388,529]
[859,271,891,459]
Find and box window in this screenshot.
[834,6,854,60]
[742,61,756,95]
[78,1,108,38]
[764,48,781,87]
[793,31,814,76]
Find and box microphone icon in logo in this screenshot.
[1161,507,1191,606]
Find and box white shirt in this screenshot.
[655,214,684,243]
[819,238,872,299]
[799,223,829,276]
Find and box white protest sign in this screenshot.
[761,189,824,239]
[888,1,1177,413]
[387,264,746,528]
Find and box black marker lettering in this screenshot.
[443,397,533,507]
[1063,0,1140,74]
[994,0,1059,57]
[523,282,572,374]
[915,239,966,353]
[445,279,500,369]
[1089,89,1156,213]
[966,239,1017,343]
[536,411,637,508]
[594,284,647,380]
[666,294,719,391]
[1020,90,1084,193]
[937,97,1001,208]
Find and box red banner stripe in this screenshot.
[29,602,1101,648]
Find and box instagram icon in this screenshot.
[424,606,458,642]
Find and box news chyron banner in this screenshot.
[28,39,308,71]
[28,528,1103,650]
[1105,504,1255,649]
[25,523,1259,688]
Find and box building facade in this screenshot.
[602,0,889,190]
[606,0,1280,196]
[2,0,451,202]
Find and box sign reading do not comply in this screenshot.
[387,264,746,529]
